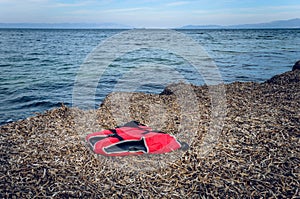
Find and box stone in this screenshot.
[292,60,300,71]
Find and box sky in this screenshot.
[0,0,300,28]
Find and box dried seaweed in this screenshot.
[1,70,299,198]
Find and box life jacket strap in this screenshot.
[141,130,166,134]
[108,129,124,141]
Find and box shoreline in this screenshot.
[1,70,299,198]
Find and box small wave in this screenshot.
[9,95,37,104]
[25,57,40,61]
[0,119,13,126]
[0,64,12,67]
[235,75,250,81]
[19,101,63,109]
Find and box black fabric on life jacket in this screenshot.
[104,138,148,154]
[121,121,166,135]
[89,136,107,147]
[88,129,125,149]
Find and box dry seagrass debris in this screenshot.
[0,70,299,198]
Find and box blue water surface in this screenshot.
[0,28,299,124]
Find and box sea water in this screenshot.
[0,28,299,125]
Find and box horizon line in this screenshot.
[0,18,299,29]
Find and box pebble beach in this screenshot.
[0,70,299,198]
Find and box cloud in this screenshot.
[166,1,190,7]
[102,7,153,13]
[28,0,49,2]
[50,2,88,8]
[0,0,48,3]
[267,4,300,11]
[0,0,15,2]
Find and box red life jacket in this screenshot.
[86,121,188,156]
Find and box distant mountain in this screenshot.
[180,25,223,29]
[231,18,300,29]
[179,18,300,29]
[0,22,132,29]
